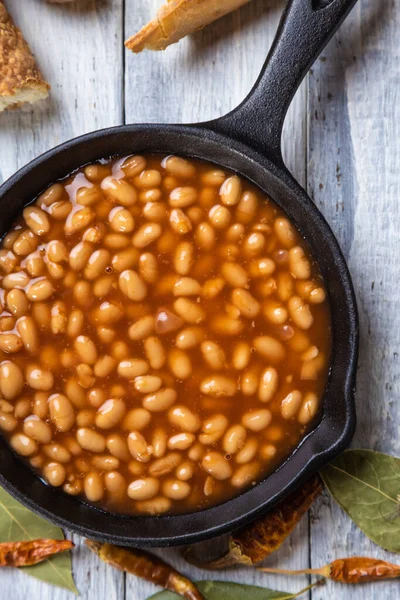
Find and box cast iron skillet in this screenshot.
[0,0,359,547]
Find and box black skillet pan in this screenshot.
[0,0,359,546]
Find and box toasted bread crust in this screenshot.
[0,2,49,111]
[125,0,252,53]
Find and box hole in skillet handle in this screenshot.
[312,0,337,10]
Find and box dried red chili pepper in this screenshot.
[85,540,205,600]
[0,539,74,567]
[184,475,323,568]
[260,557,400,584]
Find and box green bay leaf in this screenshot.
[0,486,78,593]
[149,580,295,600]
[320,449,400,553]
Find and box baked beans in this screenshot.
[0,154,330,516]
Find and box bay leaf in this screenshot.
[149,580,298,600]
[320,449,400,553]
[0,487,78,593]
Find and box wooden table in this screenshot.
[1,1,399,598]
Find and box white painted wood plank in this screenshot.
[0,1,124,598]
[124,521,311,600]
[0,0,124,183]
[5,0,398,598]
[124,2,309,597]
[124,0,307,183]
[308,1,400,598]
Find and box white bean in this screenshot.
[169,208,192,234]
[127,431,152,462]
[169,186,197,208]
[289,246,311,279]
[254,336,286,363]
[49,393,75,432]
[128,316,155,342]
[101,177,137,206]
[236,438,258,464]
[25,364,54,391]
[221,262,248,287]
[119,270,147,301]
[202,277,225,299]
[176,461,195,481]
[200,375,236,397]
[133,376,162,394]
[118,359,149,378]
[202,452,232,480]
[288,296,314,330]
[128,477,159,500]
[74,335,98,365]
[173,241,194,275]
[139,253,158,284]
[143,388,177,412]
[174,298,205,324]
[163,156,196,179]
[10,433,38,456]
[195,222,216,250]
[200,341,226,370]
[163,479,191,500]
[231,462,260,488]
[242,409,272,431]
[262,299,288,325]
[281,390,303,419]
[274,217,296,247]
[168,405,200,432]
[223,425,247,454]
[168,432,195,450]
[84,472,104,502]
[242,232,265,257]
[209,204,231,229]
[144,336,166,369]
[109,206,135,233]
[168,348,192,379]
[26,278,54,302]
[69,241,93,271]
[96,399,126,429]
[123,408,152,431]
[232,342,251,370]
[6,289,28,317]
[76,428,106,453]
[176,326,204,349]
[297,392,319,424]
[173,277,201,296]
[258,367,278,402]
[84,249,111,280]
[220,175,241,206]
[231,289,260,318]
[23,207,50,237]
[132,223,162,248]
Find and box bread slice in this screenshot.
[0,2,49,112]
[125,0,252,53]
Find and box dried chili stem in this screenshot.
[259,557,400,584]
[260,566,330,578]
[86,540,205,600]
[0,539,74,567]
[292,580,325,597]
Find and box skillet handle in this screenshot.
[205,0,358,164]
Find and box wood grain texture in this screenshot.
[0,0,399,598]
[0,0,124,597]
[124,1,308,597]
[0,0,123,186]
[308,0,400,598]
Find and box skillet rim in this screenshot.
[0,123,358,546]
